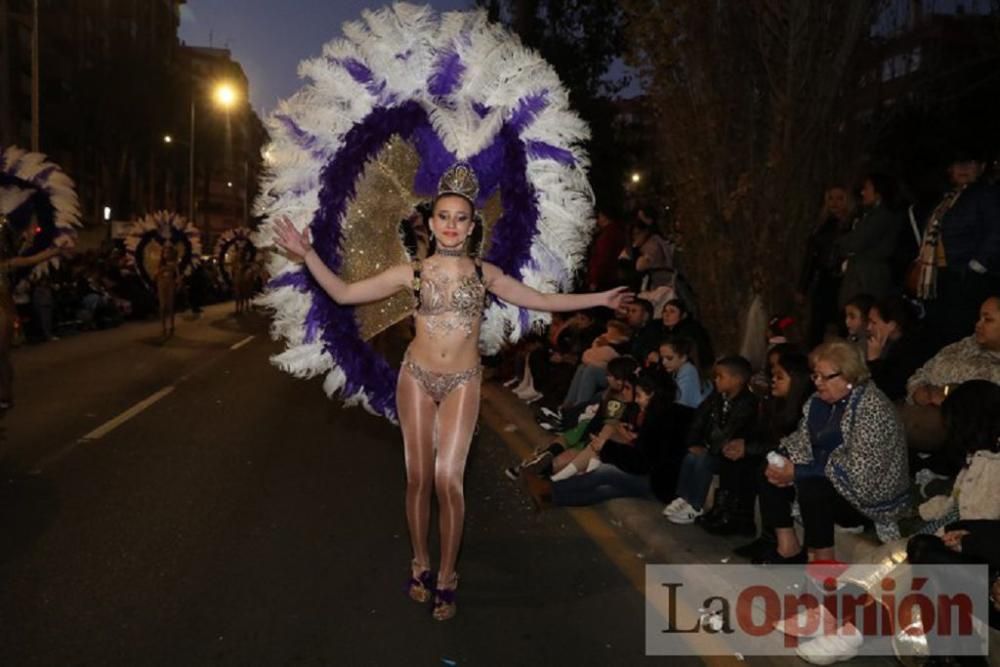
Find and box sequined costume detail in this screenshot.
[415,262,486,338]
[401,351,482,404]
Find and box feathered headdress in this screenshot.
[124,211,202,288]
[214,227,256,287]
[0,146,80,280]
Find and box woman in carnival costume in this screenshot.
[156,242,181,338]
[0,146,79,410]
[214,228,257,315]
[261,4,628,620]
[124,211,200,340]
[274,164,629,620]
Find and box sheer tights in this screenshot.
[397,362,481,584]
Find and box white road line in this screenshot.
[230,335,255,351]
[81,386,176,441]
[33,385,176,471]
[35,331,256,471]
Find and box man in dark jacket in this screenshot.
[798,186,852,347]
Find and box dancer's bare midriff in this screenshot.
[404,257,486,373]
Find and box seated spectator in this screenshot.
[733,349,812,558]
[699,351,810,537]
[864,295,935,401]
[504,313,570,395]
[535,374,695,507]
[506,357,639,480]
[758,340,910,565]
[914,381,1000,534]
[658,298,714,375]
[555,319,632,409]
[902,295,1000,452]
[662,356,759,526]
[748,337,805,398]
[531,309,603,406]
[624,298,660,366]
[636,282,676,324]
[906,383,1000,648]
[843,293,875,347]
[658,336,708,409]
[907,520,1000,640]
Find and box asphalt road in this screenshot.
[0,305,689,667]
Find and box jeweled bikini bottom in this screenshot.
[401,352,481,404]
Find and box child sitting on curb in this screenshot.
[663,356,759,526]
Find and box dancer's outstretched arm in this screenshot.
[483,263,632,313]
[273,217,411,306]
[3,245,61,270]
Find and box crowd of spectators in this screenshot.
[498,148,1000,663]
[11,244,247,344]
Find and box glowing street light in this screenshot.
[163,134,173,144]
[213,82,239,109]
[631,172,642,184]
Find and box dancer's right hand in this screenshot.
[273,216,313,262]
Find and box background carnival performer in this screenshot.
[0,218,66,409]
[124,211,201,340]
[215,227,257,315]
[155,242,180,338]
[273,165,629,620]
[257,4,618,620]
[0,146,80,410]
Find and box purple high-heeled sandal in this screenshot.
[432,574,459,621]
[406,564,434,603]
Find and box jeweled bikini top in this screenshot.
[412,259,486,338]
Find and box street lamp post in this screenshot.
[180,82,239,233]
[189,97,196,225]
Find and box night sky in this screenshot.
[179,0,475,116]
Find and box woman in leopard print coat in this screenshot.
[761,340,910,564]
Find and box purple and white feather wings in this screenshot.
[255,3,594,421]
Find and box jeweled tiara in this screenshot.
[437,162,479,204]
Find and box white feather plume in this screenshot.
[124,211,203,282]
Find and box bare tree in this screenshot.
[624,1,877,349]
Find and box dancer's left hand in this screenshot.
[602,286,634,310]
